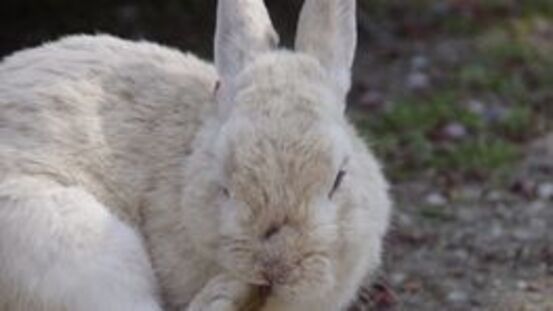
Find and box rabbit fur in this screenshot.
[0,0,391,310]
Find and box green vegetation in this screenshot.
[353,4,552,182]
[356,91,525,180]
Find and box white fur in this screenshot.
[295,0,357,98]
[215,0,278,81]
[0,0,391,310]
[0,177,161,311]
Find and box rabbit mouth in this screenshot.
[253,253,335,301]
[221,253,335,300]
[217,236,336,299]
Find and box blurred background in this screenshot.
[1,0,551,309]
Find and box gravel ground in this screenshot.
[350,133,553,311]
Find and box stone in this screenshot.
[442,122,468,140]
[411,55,430,71]
[425,192,448,206]
[406,72,430,91]
[537,183,553,200]
[447,290,468,303]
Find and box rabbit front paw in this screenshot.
[186,275,252,311]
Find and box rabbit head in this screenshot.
[183,0,389,303]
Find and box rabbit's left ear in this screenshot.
[295,0,357,98]
[214,0,279,82]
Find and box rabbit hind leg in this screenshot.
[0,176,162,311]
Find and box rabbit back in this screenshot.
[0,34,217,223]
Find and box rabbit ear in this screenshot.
[295,0,357,97]
[214,0,279,82]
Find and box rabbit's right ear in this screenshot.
[295,0,357,100]
[214,0,279,83]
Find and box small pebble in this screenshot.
[528,200,546,212]
[517,280,528,290]
[485,190,503,202]
[396,212,413,226]
[447,290,468,303]
[442,122,468,140]
[453,249,469,261]
[391,273,407,285]
[457,207,475,221]
[513,229,534,241]
[435,41,463,64]
[490,223,504,238]
[425,192,448,206]
[483,105,508,123]
[406,72,430,91]
[411,55,430,70]
[467,99,485,115]
[537,183,553,200]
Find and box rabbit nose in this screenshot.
[262,260,290,285]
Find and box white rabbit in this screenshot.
[0,0,391,310]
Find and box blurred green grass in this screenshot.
[353,2,552,182]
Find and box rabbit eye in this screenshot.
[329,170,346,198]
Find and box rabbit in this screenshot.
[0,0,392,311]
